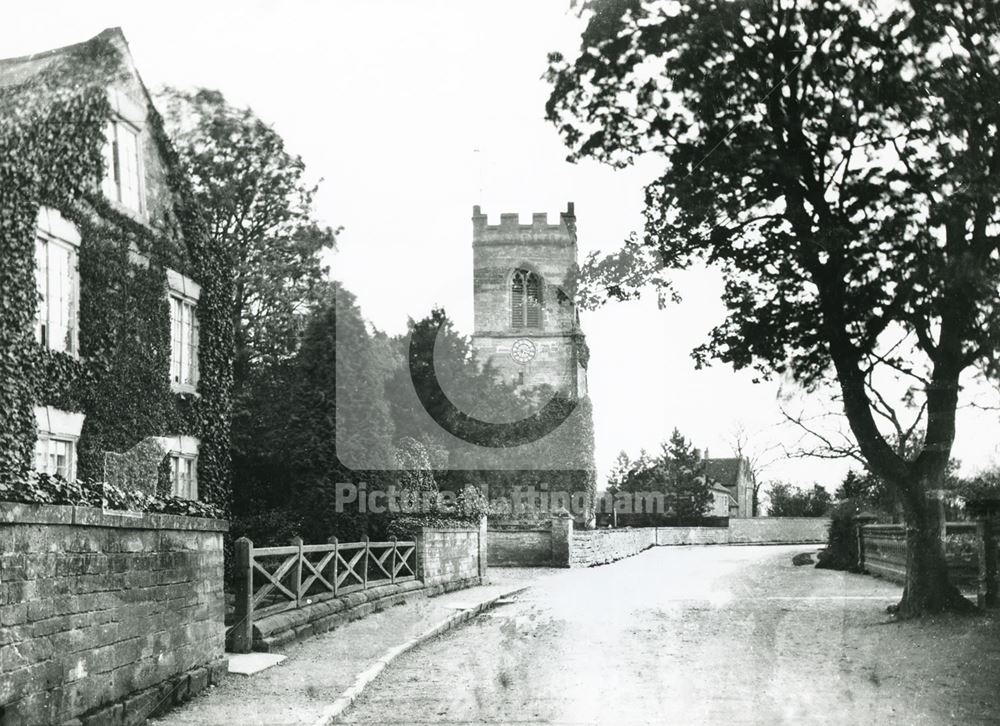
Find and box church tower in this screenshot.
[471,203,588,398]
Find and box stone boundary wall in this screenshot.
[494,516,833,568]
[728,517,831,544]
[569,528,657,567]
[416,519,487,588]
[656,519,830,546]
[655,526,731,546]
[0,502,227,726]
[487,523,553,566]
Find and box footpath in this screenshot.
[148,568,553,726]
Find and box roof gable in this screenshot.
[704,457,747,489]
[0,28,194,238]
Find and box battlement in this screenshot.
[472,202,576,245]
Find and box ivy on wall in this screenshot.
[0,33,234,509]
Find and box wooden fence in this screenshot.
[859,520,998,607]
[229,535,416,652]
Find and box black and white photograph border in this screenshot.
[1,2,999,725]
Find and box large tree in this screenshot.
[547,0,1000,615]
[159,88,338,386]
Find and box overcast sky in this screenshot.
[6,0,999,490]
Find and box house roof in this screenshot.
[0,27,130,89]
[704,457,746,490]
[696,474,738,501]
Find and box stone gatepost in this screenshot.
[478,515,489,583]
[854,512,878,572]
[551,507,573,567]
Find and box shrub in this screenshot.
[0,467,222,518]
[815,501,862,572]
[384,485,490,540]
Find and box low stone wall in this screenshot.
[656,526,730,546]
[0,502,227,726]
[569,527,657,567]
[417,519,487,587]
[487,524,553,566]
[494,516,833,568]
[728,517,830,544]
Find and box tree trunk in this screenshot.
[895,488,975,618]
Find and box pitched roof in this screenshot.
[0,27,130,89]
[704,457,747,490]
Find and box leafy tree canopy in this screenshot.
[609,428,714,521]
[767,481,833,517]
[159,88,338,382]
[547,0,999,614]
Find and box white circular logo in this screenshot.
[510,338,536,364]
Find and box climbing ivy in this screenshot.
[0,32,233,509]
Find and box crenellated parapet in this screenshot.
[472,202,576,246]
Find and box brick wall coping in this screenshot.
[0,501,229,531]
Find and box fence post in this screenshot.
[362,535,369,590]
[291,536,304,607]
[977,517,998,609]
[328,535,339,597]
[390,536,397,584]
[856,521,865,572]
[232,537,254,654]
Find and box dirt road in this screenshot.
[341,545,1000,725]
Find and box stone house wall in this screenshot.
[0,502,227,726]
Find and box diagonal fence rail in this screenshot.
[229,535,417,652]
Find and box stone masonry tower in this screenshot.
[471,203,588,398]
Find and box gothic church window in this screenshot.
[511,269,541,329]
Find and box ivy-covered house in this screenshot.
[0,28,233,506]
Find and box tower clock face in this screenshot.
[510,338,536,364]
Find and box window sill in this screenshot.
[171,384,200,397]
[102,196,149,227]
[37,343,81,361]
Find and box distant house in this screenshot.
[704,457,754,517]
[0,28,231,502]
[708,480,735,518]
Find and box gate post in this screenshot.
[854,513,877,572]
[413,529,425,583]
[231,537,254,653]
[551,507,573,568]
